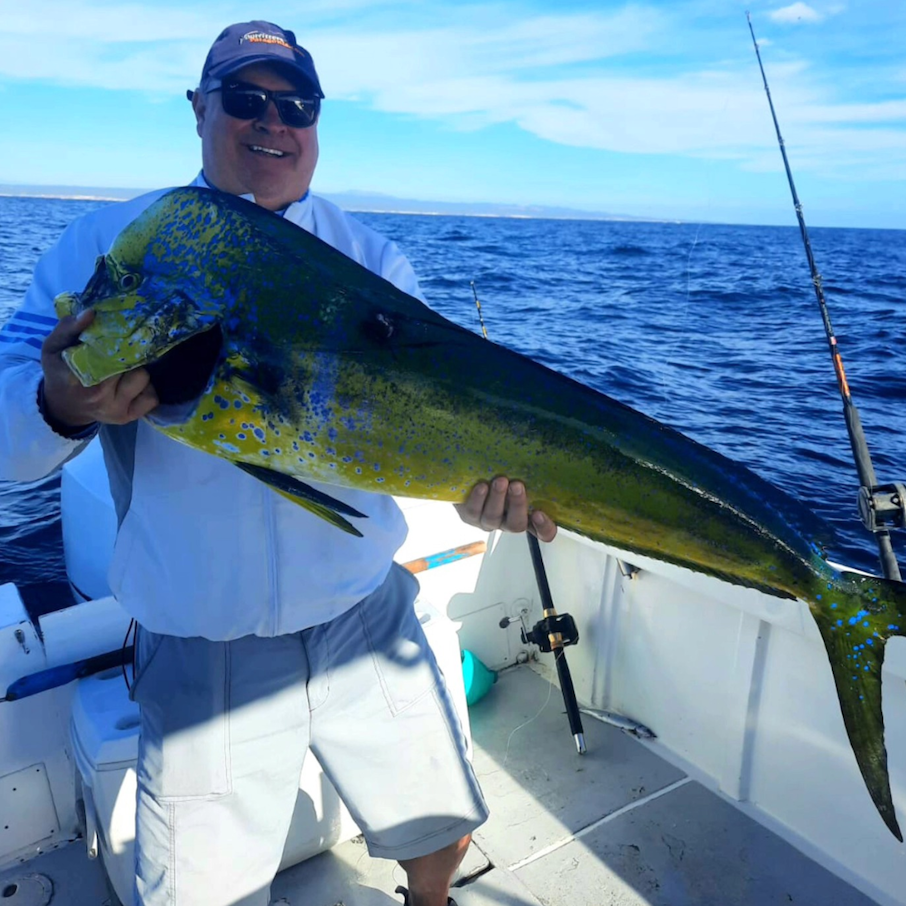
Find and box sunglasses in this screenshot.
[205,80,321,129]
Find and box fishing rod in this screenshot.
[746,12,904,582]
[470,280,586,753]
[1,647,134,703]
[470,281,489,340]
[525,533,586,754]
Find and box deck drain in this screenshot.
[0,874,53,905]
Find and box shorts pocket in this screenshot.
[358,565,438,715]
[130,628,232,801]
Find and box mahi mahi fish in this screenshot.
[55,186,906,840]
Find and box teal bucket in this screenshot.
[461,649,497,706]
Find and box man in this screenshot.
[0,21,556,906]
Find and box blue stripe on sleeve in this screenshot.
[2,324,50,337]
[11,311,58,326]
[0,334,44,350]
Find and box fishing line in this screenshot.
[501,670,555,769]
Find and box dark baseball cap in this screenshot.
[197,21,324,98]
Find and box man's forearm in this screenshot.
[0,358,95,482]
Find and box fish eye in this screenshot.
[119,272,141,292]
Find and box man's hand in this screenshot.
[455,477,557,542]
[41,310,159,429]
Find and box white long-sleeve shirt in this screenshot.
[0,176,423,639]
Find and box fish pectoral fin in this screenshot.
[279,493,364,537]
[235,462,366,537]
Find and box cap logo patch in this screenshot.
[241,30,293,50]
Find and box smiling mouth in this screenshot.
[248,144,287,158]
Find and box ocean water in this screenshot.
[1,194,904,616]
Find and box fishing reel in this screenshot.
[858,483,906,532]
[520,613,580,653]
[498,610,580,652]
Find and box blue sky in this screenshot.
[1,0,904,227]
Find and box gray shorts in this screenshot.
[128,564,488,906]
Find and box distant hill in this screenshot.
[318,190,653,221]
[0,184,140,202]
[0,183,655,222]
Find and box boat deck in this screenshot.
[0,665,879,906]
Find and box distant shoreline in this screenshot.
[0,187,666,223]
[5,188,897,230]
[0,192,130,203]
[0,194,667,222]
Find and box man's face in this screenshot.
[192,63,320,211]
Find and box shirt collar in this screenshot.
[192,171,312,221]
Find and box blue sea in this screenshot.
[1,194,904,617]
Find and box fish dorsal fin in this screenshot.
[235,462,366,537]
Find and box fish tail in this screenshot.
[811,568,906,840]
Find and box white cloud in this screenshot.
[0,4,663,90]
[1,1,904,183]
[0,0,389,88]
[769,3,824,25]
[3,2,215,42]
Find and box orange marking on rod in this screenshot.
[402,540,488,574]
[834,352,851,398]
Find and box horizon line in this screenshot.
[0,184,901,232]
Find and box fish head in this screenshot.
[53,189,249,401]
[55,254,220,387]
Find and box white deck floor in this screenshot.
[0,665,879,906]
